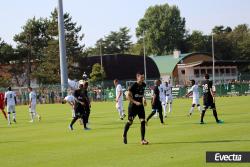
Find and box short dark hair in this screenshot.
[190,80,195,85]
[8,87,11,91]
[205,74,209,79]
[114,79,118,83]
[136,71,144,76]
[28,87,32,90]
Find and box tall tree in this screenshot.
[89,63,106,83]
[136,3,186,55]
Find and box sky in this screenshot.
[0,0,250,48]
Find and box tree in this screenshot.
[184,31,211,52]
[89,63,106,83]
[88,27,132,56]
[34,9,85,84]
[136,3,186,55]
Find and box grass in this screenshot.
[0,96,250,167]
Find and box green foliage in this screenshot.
[89,63,106,83]
[136,3,186,55]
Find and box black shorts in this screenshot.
[152,103,162,112]
[75,106,84,117]
[203,98,216,109]
[128,104,145,121]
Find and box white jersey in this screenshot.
[116,84,123,101]
[159,84,166,101]
[29,91,37,105]
[165,84,173,96]
[189,85,200,99]
[4,91,16,106]
[64,95,75,103]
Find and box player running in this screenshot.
[165,81,173,117]
[28,87,41,122]
[158,81,167,118]
[4,87,17,125]
[200,74,223,124]
[186,80,202,117]
[123,72,149,145]
[114,79,126,120]
[146,80,164,125]
[69,80,91,131]
[0,92,7,120]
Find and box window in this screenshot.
[201,69,206,75]
[226,68,230,74]
[231,68,236,75]
[194,69,199,77]
[207,69,212,74]
[181,70,185,75]
[220,69,225,74]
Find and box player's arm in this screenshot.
[151,92,156,106]
[126,90,141,106]
[4,98,7,106]
[116,90,122,102]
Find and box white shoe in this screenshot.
[29,120,34,123]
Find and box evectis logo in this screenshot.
[214,153,242,162]
[206,152,250,163]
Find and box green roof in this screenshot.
[150,53,192,75]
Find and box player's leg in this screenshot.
[83,108,91,130]
[117,101,124,120]
[158,105,164,124]
[7,105,11,125]
[197,104,202,114]
[29,106,34,122]
[211,103,223,123]
[189,104,195,116]
[33,104,41,121]
[0,107,7,120]
[69,108,81,130]
[164,100,168,117]
[12,106,16,123]
[138,107,148,145]
[146,109,157,123]
[123,106,135,144]
[169,96,173,113]
[200,106,208,124]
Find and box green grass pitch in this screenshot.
[0,96,250,167]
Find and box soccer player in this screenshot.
[4,87,17,125]
[63,92,75,118]
[165,81,173,116]
[200,74,223,124]
[186,80,202,117]
[114,79,126,120]
[158,81,167,118]
[0,92,7,120]
[146,80,164,124]
[123,72,149,145]
[28,87,41,122]
[69,80,91,130]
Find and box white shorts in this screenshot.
[7,105,15,113]
[192,98,200,105]
[29,104,36,113]
[116,101,123,110]
[166,95,173,103]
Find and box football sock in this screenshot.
[200,109,206,122]
[146,110,156,122]
[141,121,146,140]
[189,107,194,114]
[123,122,131,137]
[70,117,78,127]
[213,109,219,122]
[159,111,164,123]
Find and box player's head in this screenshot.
[28,87,32,92]
[190,80,195,86]
[7,87,11,91]
[113,79,119,86]
[79,80,85,88]
[83,81,89,89]
[204,74,210,80]
[136,71,145,83]
[154,80,161,86]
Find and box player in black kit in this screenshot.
[69,80,91,130]
[123,72,149,145]
[146,80,164,124]
[200,74,223,124]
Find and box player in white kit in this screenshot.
[114,79,126,120]
[157,81,167,118]
[64,92,76,118]
[28,87,41,122]
[4,87,17,125]
[165,81,173,117]
[186,80,202,116]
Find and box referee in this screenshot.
[200,74,223,124]
[123,72,149,145]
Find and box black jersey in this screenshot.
[202,80,213,101]
[152,85,161,108]
[73,88,89,108]
[129,82,146,104]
